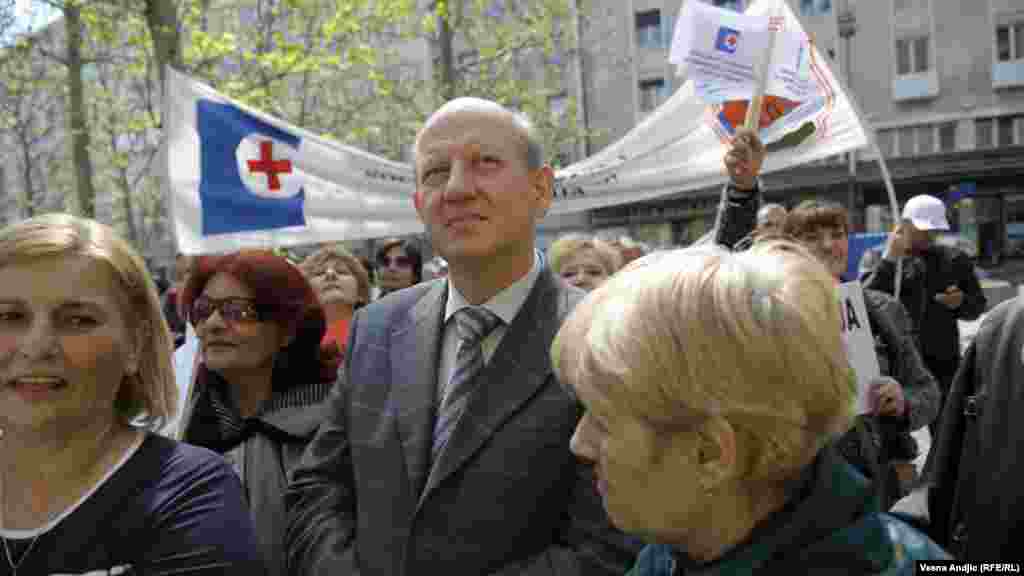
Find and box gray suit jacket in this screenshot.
[285,268,641,576]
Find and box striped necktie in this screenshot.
[432,306,502,463]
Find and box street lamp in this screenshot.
[838,6,858,229]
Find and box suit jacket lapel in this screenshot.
[419,269,563,505]
[392,281,447,495]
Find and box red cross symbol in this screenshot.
[247,140,292,191]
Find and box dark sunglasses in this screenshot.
[378,255,413,268]
[191,296,264,325]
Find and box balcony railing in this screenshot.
[893,68,939,101]
[993,60,1024,89]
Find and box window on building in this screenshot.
[635,10,663,49]
[999,116,1016,147]
[913,37,929,72]
[976,118,995,149]
[895,37,929,75]
[899,126,915,156]
[639,78,668,113]
[1018,23,1024,62]
[800,0,831,16]
[996,21,1024,62]
[896,39,911,75]
[918,124,934,154]
[939,122,957,151]
[997,26,1011,61]
[712,0,744,11]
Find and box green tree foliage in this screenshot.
[1,0,589,259]
[0,27,67,220]
[428,0,585,164]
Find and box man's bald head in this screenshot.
[757,203,787,234]
[414,97,544,170]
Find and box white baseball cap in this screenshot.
[902,195,950,231]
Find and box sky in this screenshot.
[7,0,58,39]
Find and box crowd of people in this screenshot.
[0,95,1014,576]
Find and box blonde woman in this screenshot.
[0,214,262,575]
[552,240,948,574]
[547,233,622,292]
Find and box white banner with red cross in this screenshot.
[164,0,872,254]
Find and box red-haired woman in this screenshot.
[178,250,339,576]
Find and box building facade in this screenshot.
[571,0,1024,263]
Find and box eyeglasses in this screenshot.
[191,296,264,325]
[378,255,413,269]
[314,265,352,277]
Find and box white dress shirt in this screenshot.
[436,252,543,404]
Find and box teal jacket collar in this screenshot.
[628,445,949,575]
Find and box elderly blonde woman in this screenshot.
[547,233,622,292]
[551,240,948,574]
[0,214,262,574]
[300,244,371,357]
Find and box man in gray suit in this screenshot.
[285,97,641,575]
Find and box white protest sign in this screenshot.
[669,0,816,106]
[838,282,880,415]
[669,0,771,104]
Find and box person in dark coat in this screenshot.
[179,249,339,575]
[921,295,1024,561]
[285,97,641,576]
[862,195,986,436]
[553,240,949,576]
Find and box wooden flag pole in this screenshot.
[744,0,782,131]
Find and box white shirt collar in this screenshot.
[444,251,542,326]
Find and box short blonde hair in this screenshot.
[547,233,623,277]
[0,213,176,430]
[552,239,854,481]
[300,244,372,305]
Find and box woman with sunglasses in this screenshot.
[179,250,340,576]
[375,238,423,297]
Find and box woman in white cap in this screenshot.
[863,194,987,436]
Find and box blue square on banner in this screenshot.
[195,100,307,236]
[715,27,740,53]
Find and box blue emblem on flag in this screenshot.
[715,27,740,54]
[196,101,306,236]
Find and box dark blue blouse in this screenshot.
[0,433,263,575]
